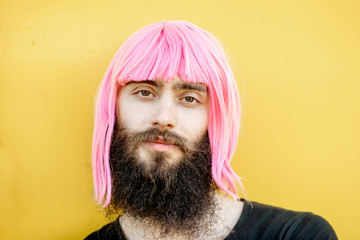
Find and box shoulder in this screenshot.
[84,218,123,240]
[290,213,338,240]
[228,199,337,240]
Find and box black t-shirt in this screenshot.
[85,199,337,240]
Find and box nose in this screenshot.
[150,96,177,131]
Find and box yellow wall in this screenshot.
[1,0,359,239]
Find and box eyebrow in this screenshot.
[126,80,207,92]
[126,80,162,88]
[172,82,207,92]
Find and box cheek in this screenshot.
[178,107,208,141]
[117,98,151,131]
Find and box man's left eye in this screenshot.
[184,96,196,102]
[182,96,201,105]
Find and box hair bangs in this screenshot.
[108,21,227,87]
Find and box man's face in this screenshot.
[111,77,214,236]
[116,76,209,168]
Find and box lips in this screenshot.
[146,137,177,152]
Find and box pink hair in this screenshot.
[92,20,245,207]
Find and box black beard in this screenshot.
[108,123,217,236]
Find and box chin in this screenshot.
[137,146,183,171]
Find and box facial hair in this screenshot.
[108,123,217,236]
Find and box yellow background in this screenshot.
[1,0,359,239]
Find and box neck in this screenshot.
[119,193,244,240]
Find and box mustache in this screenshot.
[122,127,189,152]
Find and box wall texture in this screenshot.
[1,0,359,239]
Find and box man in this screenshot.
[86,21,337,239]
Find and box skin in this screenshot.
[116,76,209,166]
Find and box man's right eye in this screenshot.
[135,89,153,97]
[140,90,151,96]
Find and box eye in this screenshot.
[181,95,201,106]
[138,90,152,97]
[184,96,196,103]
[134,89,155,98]
[128,83,156,100]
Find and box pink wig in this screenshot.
[92,20,245,207]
